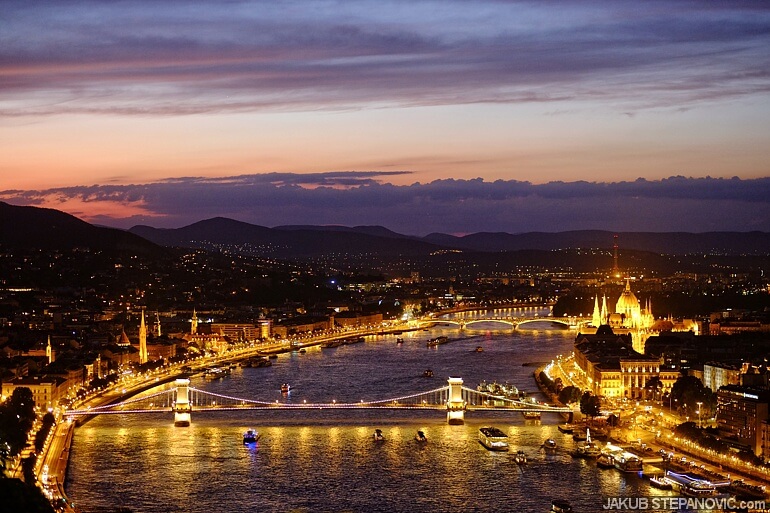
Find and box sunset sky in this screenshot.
[2,1,770,234]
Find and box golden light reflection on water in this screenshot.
[66,328,657,512]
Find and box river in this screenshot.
[66,313,673,513]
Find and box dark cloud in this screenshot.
[2,174,769,234]
[2,1,770,115]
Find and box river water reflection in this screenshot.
[67,318,673,513]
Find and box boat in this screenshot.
[373,429,385,442]
[280,383,291,393]
[396,338,404,344]
[613,453,643,472]
[474,346,484,352]
[522,411,541,420]
[299,348,307,354]
[572,428,601,458]
[649,475,672,490]
[596,452,615,469]
[478,427,509,451]
[542,439,557,451]
[514,450,527,464]
[243,429,261,444]
[204,367,230,379]
[426,336,449,347]
[557,423,574,434]
[423,369,434,378]
[415,430,428,443]
[551,499,573,513]
[664,471,718,497]
[572,430,587,441]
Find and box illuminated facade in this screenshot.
[573,326,665,400]
[717,385,770,457]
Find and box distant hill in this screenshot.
[423,230,770,255]
[131,218,770,257]
[130,218,444,258]
[0,201,166,256]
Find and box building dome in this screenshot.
[615,279,639,314]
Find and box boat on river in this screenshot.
[204,367,230,379]
[373,429,385,442]
[478,427,509,451]
[281,383,291,393]
[514,450,527,464]
[572,428,601,458]
[542,439,557,451]
[551,499,573,513]
[649,475,672,490]
[557,423,574,434]
[596,452,615,469]
[423,369,434,378]
[415,430,428,443]
[243,429,261,444]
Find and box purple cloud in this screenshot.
[2,174,770,234]
[2,1,770,115]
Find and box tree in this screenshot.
[558,385,582,405]
[0,387,37,456]
[644,376,663,402]
[671,376,714,417]
[580,391,601,417]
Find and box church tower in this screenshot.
[139,308,148,364]
[46,335,53,364]
[191,308,198,335]
[154,311,162,337]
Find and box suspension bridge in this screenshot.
[65,377,572,425]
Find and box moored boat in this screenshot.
[557,423,574,434]
[373,429,385,442]
[478,427,509,451]
[280,383,291,393]
[243,429,261,444]
[596,452,615,469]
[649,475,672,490]
[514,450,527,464]
[572,428,601,458]
[613,453,643,473]
[522,411,541,420]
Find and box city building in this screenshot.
[1,375,67,411]
[573,326,667,400]
[703,362,741,393]
[717,385,770,457]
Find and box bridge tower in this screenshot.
[446,377,466,425]
[173,378,192,427]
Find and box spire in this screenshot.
[191,308,198,335]
[612,234,620,279]
[46,335,53,364]
[139,308,148,364]
[119,329,131,346]
[601,296,608,324]
[592,296,601,327]
[155,311,162,337]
